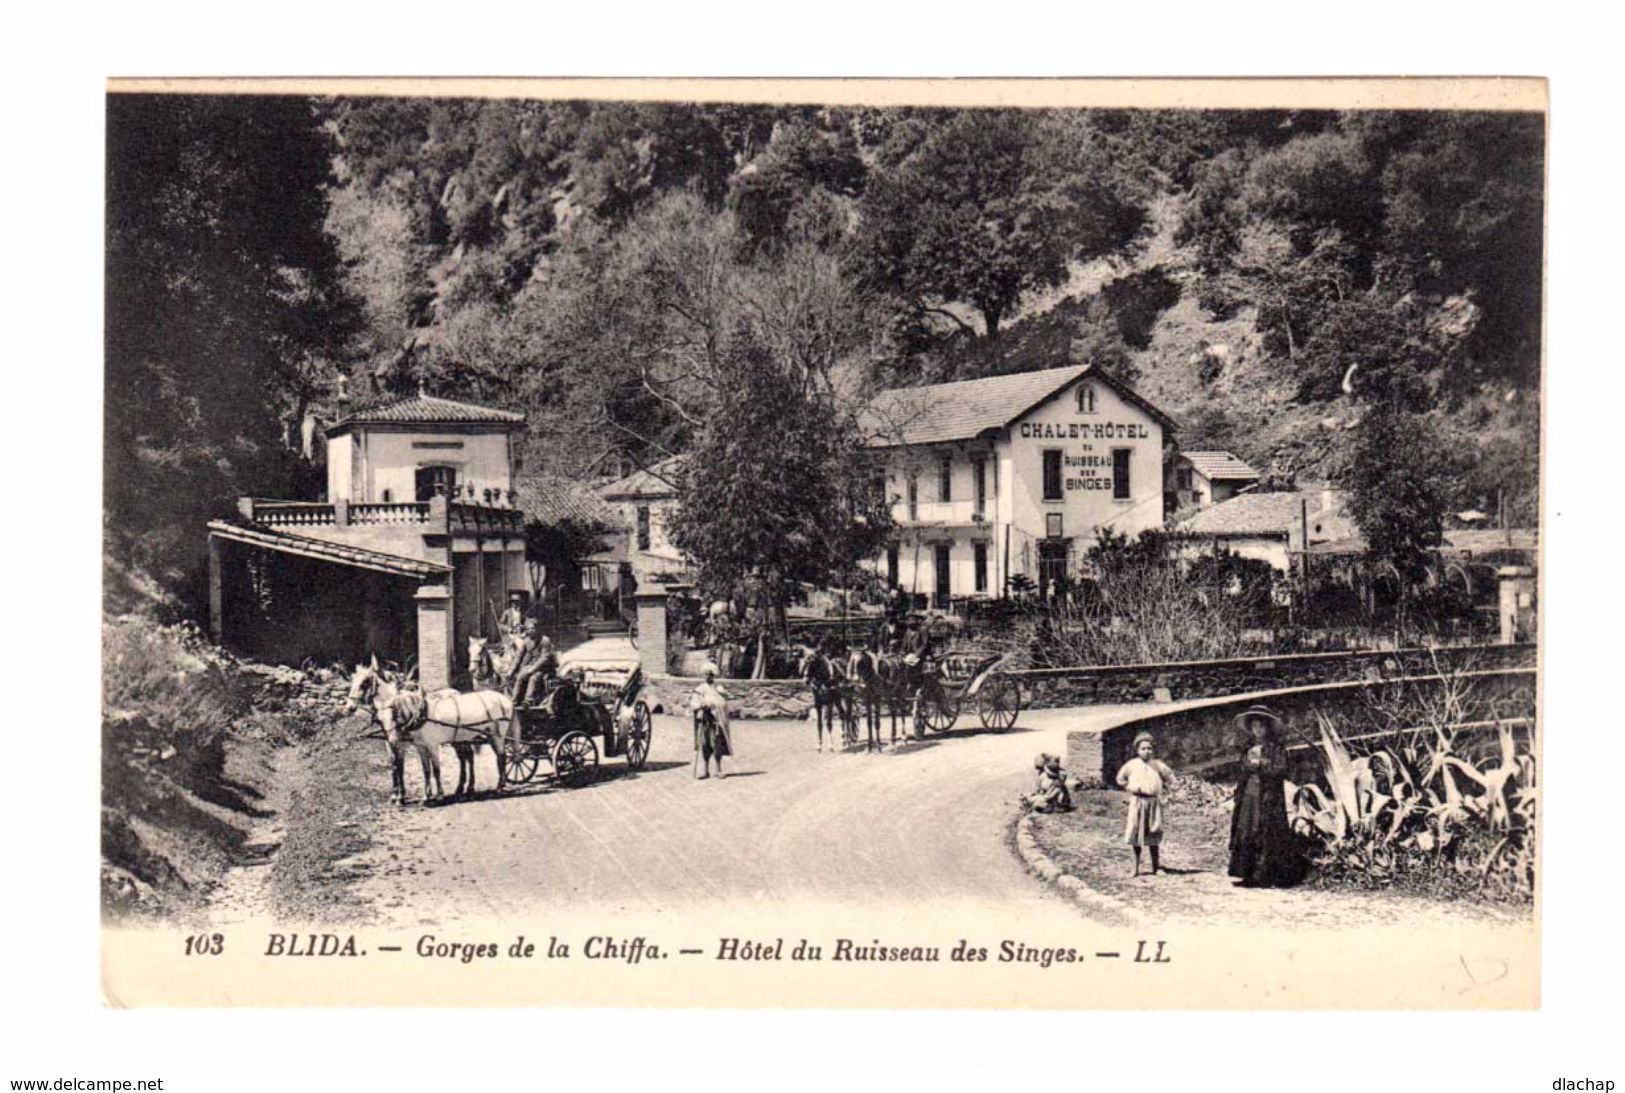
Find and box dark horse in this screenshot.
[799,644,851,752]
[845,646,906,750]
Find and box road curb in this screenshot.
[1014,809,1137,925]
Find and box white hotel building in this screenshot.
[864,364,1175,605]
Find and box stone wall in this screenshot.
[641,675,814,721]
[1021,643,1533,709]
[1066,667,1538,787]
[631,643,1537,727]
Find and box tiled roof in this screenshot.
[599,455,688,500]
[327,393,525,432]
[206,521,451,578]
[863,364,1175,447]
[514,475,619,528]
[1181,450,1261,481]
[1177,490,1342,537]
[1307,528,1538,557]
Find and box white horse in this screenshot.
[344,658,517,805]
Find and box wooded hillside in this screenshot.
[105,96,1545,611]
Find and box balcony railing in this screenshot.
[352,502,431,526]
[893,499,988,527]
[242,497,525,536]
[249,501,345,528]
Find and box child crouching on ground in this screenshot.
[1116,732,1175,876]
[1027,753,1074,813]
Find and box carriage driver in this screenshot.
[507,621,558,705]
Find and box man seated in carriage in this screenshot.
[902,615,937,668]
[541,664,590,727]
[507,622,558,706]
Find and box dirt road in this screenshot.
[297,706,1122,930]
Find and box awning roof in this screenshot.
[207,521,452,579]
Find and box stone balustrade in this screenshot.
[242,496,524,536]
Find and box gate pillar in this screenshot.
[634,588,670,677]
[415,583,454,691]
[1497,565,1536,644]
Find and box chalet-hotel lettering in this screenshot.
[864,364,1174,604]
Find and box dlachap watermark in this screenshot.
[1553,1082,1615,1091]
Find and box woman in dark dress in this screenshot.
[1227,705,1301,887]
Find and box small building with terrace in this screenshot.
[206,392,530,690]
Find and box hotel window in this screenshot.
[1176,466,1193,491]
[906,473,918,521]
[973,458,987,518]
[1112,448,1131,500]
[973,542,988,592]
[1042,449,1063,501]
[887,543,900,587]
[636,505,651,551]
[939,453,953,502]
[1076,384,1096,413]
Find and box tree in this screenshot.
[106,94,355,605]
[525,517,611,603]
[667,327,893,628]
[1340,408,1459,586]
[852,110,1146,340]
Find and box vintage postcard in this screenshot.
[101,76,1544,1008]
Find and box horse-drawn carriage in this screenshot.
[500,664,654,787]
[909,649,1023,734]
[800,639,1024,752]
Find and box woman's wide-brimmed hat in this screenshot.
[1233,704,1283,732]
[702,661,719,677]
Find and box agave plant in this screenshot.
[1292,711,1536,899]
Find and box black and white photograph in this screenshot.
[98,77,1544,1008]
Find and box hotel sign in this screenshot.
[1018,421,1152,440]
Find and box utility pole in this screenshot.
[1299,497,1311,587]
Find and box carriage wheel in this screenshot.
[625,702,653,769]
[976,675,1021,732]
[552,731,599,787]
[503,746,541,785]
[916,682,960,733]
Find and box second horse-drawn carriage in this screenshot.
[907,648,1023,734]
